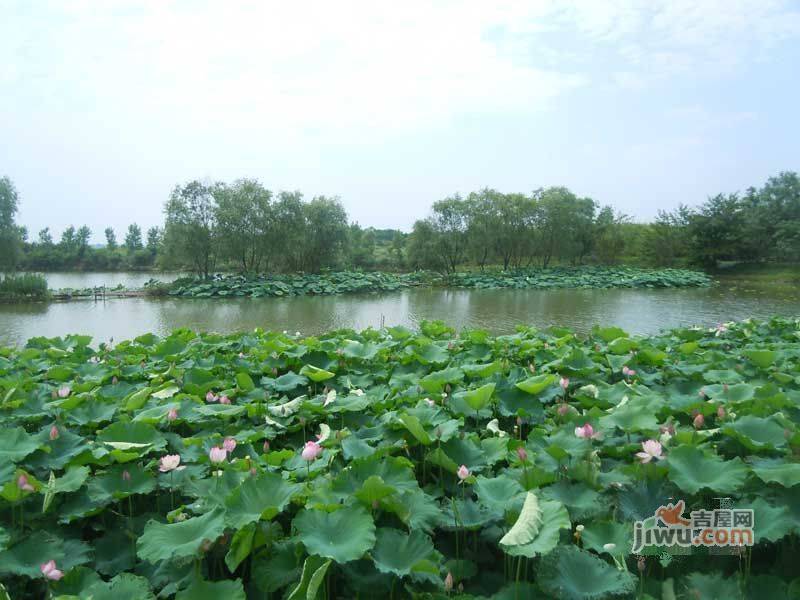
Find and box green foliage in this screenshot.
[0,317,797,597]
[0,273,48,299]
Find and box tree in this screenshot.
[214,179,273,272]
[105,227,117,249]
[37,227,53,246]
[593,206,628,264]
[163,181,218,277]
[429,195,469,273]
[300,196,350,271]
[642,206,691,267]
[0,176,22,270]
[76,226,92,258]
[146,227,162,255]
[125,224,143,252]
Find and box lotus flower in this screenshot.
[49,425,59,440]
[206,391,218,403]
[622,366,636,377]
[209,446,227,464]
[717,405,726,420]
[635,440,663,463]
[263,440,270,452]
[167,408,178,421]
[516,446,528,462]
[457,465,470,480]
[444,572,453,591]
[559,377,569,390]
[424,397,435,407]
[17,474,34,492]
[301,440,322,461]
[574,423,595,439]
[40,560,63,581]
[159,454,182,472]
[57,386,70,398]
[557,403,570,416]
[223,437,237,453]
[693,413,705,429]
[219,395,231,405]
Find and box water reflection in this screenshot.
[1,281,798,347]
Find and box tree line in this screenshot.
[1,172,798,274]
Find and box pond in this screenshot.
[1,273,798,346]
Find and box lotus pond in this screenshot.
[1,317,799,598]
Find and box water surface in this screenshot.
[1,275,798,346]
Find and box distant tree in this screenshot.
[300,196,350,271]
[163,181,218,277]
[76,225,92,258]
[271,191,306,271]
[105,227,117,249]
[0,176,22,270]
[60,226,77,253]
[37,227,53,246]
[146,226,162,255]
[594,206,628,264]
[125,224,143,252]
[643,206,691,266]
[214,179,273,272]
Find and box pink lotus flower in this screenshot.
[557,403,570,416]
[17,474,34,492]
[717,406,726,420]
[516,447,528,462]
[559,377,569,390]
[693,413,705,429]
[159,454,182,472]
[635,440,663,463]
[209,446,227,464]
[49,425,59,440]
[219,395,231,405]
[622,366,636,378]
[205,391,217,403]
[57,386,70,398]
[223,437,237,453]
[40,560,63,581]
[167,408,178,421]
[574,423,596,439]
[457,465,470,480]
[301,440,322,461]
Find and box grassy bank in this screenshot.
[0,273,48,302]
[0,318,797,598]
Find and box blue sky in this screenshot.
[2,0,799,241]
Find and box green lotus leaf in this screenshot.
[137,508,227,563]
[0,427,41,462]
[538,546,636,600]
[372,528,436,577]
[593,326,628,343]
[0,531,91,577]
[236,372,255,391]
[341,340,380,360]
[354,475,398,505]
[251,540,302,594]
[723,415,787,450]
[419,367,464,393]
[398,413,432,445]
[85,573,156,600]
[293,505,376,563]
[151,385,181,400]
[667,445,749,495]
[268,371,309,392]
[740,497,793,543]
[500,492,543,547]
[464,382,496,412]
[682,572,741,600]
[124,387,153,410]
[474,475,525,510]
[386,490,441,533]
[751,458,800,487]
[503,499,570,558]
[540,481,606,521]
[96,421,166,454]
[515,374,556,395]
[224,472,301,528]
[743,349,777,369]
[600,396,661,432]
[299,364,335,382]
[581,520,632,556]
[88,464,155,502]
[193,403,247,418]
[176,577,245,600]
[287,555,331,600]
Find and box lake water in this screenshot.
[1,273,798,346]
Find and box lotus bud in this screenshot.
[516,446,528,462]
[57,386,70,398]
[560,377,569,390]
[206,391,217,403]
[717,406,725,420]
[693,413,705,429]
[40,560,63,581]
[528,363,535,373]
[49,425,59,440]
[516,416,523,426]
[637,555,646,573]
[122,470,131,481]
[301,440,322,461]
[444,572,453,591]
[557,403,569,416]
[112,376,118,385]
[17,474,34,492]
[209,446,227,464]
[223,437,237,453]
[263,440,270,452]
[250,467,257,476]
[219,395,231,405]
[457,465,470,480]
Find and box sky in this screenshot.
[2,0,800,242]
